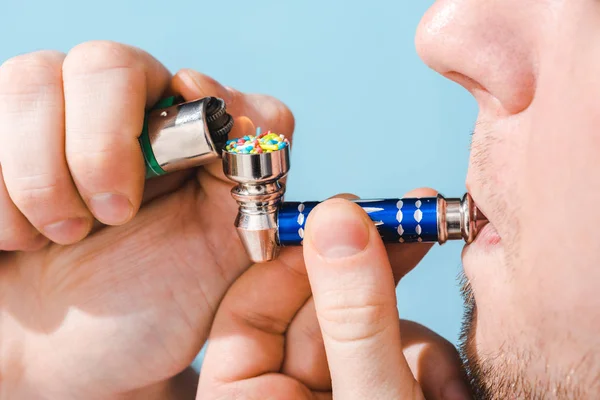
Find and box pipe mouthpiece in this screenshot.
[438,193,485,244]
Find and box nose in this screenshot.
[415,0,536,115]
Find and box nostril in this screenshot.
[444,71,487,93]
[444,71,509,116]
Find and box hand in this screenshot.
[0,41,294,399]
[198,190,472,399]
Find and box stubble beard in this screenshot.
[457,273,587,399]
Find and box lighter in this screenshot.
[222,133,488,263]
[139,96,234,178]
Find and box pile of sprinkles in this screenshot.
[225,129,289,154]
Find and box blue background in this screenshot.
[0,0,478,368]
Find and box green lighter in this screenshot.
[138,96,234,179]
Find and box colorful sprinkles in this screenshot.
[225,128,289,154]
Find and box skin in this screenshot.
[2,0,599,399]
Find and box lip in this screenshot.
[466,189,502,249]
[474,222,501,247]
[462,222,501,261]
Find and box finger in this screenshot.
[303,199,421,399]
[0,165,48,251]
[0,50,95,244]
[87,169,196,236]
[243,93,296,140]
[400,320,471,400]
[172,69,295,181]
[282,297,332,391]
[282,194,358,391]
[283,188,437,391]
[201,374,315,400]
[198,247,311,391]
[227,115,256,142]
[62,41,171,226]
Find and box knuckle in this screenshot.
[67,144,132,186]
[7,173,64,212]
[0,51,65,96]
[300,318,325,346]
[237,309,289,336]
[265,95,295,125]
[294,327,328,376]
[270,96,295,130]
[1,50,65,73]
[63,40,141,76]
[317,288,393,343]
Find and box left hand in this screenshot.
[197,189,472,400]
[0,41,295,399]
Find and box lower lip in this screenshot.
[473,222,501,247]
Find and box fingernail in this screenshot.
[309,200,370,259]
[89,193,133,225]
[443,379,472,400]
[43,218,90,244]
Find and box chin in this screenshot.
[458,245,588,400]
[459,229,520,400]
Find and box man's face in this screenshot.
[416,0,600,398]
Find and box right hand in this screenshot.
[0,41,295,399]
[198,191,472,400]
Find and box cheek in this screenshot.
[509,20,600,355]
[519,54,600,301]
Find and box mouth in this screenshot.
[474,221,501,246]
[469,196,502,249]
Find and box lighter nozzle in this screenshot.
[223,146,291,263]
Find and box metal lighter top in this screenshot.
[222,137,488,263]
[139,96,234,178]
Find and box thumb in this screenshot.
[303,198,423,400]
